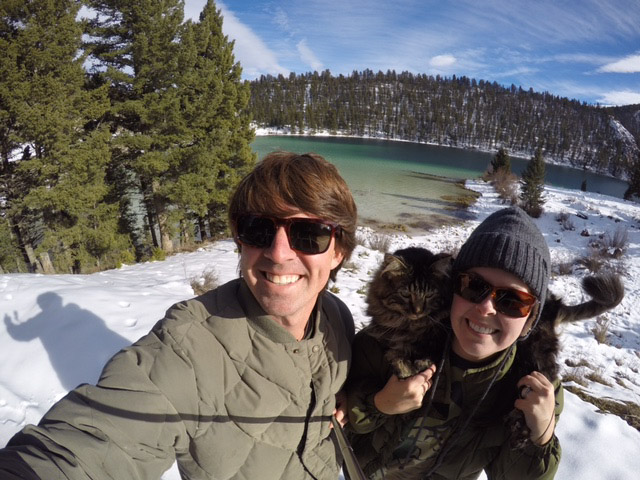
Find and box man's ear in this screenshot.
[330,247,345,270]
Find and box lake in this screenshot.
[251,135,629,231]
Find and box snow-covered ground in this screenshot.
[1,180,639,479]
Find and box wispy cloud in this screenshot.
[273,7,291,32]
[297,39,324,72]
[598,90,640,106]
[552,53,616,66]
[597,53,640,73]
[216,1,288,78]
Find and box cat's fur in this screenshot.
[507,273,625,448]
[364,247,454,379]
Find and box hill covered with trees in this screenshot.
[249,70,639,179]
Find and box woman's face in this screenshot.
[450,267,532,363]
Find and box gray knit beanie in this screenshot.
[453,207,550,329]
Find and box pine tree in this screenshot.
[163,0,255,242]
[87,0,254,252]
[623,155,640,200]
[491,147,511,173]
[520,147,546,217]
[0,0,131,273]
[86,0,187,253]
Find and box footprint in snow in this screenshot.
[124,318,138,327]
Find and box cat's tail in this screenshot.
[555,273,624,324]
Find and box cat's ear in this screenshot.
[432,253,454,277]
[381,253,407,277]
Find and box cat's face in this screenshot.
[367,250,450,325]
[383,273,441,320]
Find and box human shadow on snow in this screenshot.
[4,292,131,391]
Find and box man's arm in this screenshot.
[0,330,192,480]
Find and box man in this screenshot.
[0,151,358,479]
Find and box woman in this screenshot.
[346,207,562,480]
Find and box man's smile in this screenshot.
[264,272,301,285]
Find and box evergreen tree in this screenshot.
[0,0,131,273]
[87,0,187,253]
[0,215,25,273]
[87,0,254,252]
[623,155,640,200]
[163,0,255,242]
[491,147,511,173]
[519,148,546,217]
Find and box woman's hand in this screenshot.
[514,371,556,445]
[373,364,437,415]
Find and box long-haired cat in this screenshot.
[364,247,454,379]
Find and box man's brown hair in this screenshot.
[229,151,357,280]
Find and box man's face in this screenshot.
[239,211,344,332]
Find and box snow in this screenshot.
[2,180,640,479]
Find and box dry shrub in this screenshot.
[190,268,219,295]
[605,227,629,251]
[368,233,392,253]
[554,261,574,276]
[486,169,519,205]
[592,315,612,345]
[555,212,575,231]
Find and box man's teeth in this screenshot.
[266,273,300,285]
[468,320,496,334]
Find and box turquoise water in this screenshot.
[250,135,629,230]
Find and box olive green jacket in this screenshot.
[346,331,563,480]
[0,279,354,480]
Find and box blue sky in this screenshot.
[184,0,640,106]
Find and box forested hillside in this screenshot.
[249,70,640,178]
[608,103,640,145]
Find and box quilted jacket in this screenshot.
[0,279,354,480]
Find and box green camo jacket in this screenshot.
[0,279,353,480]
[346,330,563,480]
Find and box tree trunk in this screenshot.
[22,243,41,273]
[152,180,173,253]
[158,213,174,253]
[180,219,191,248]
[39,252,56,274]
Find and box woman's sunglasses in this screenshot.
[454,272,538,318]
[235,214,342,255]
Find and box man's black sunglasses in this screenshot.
[235,214,342,255]
[454,272,538,318]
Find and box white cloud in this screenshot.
[597,53,640,73]
[430,54,457,68]
[273,7,291,32]
[296,39,324,72]
[598,90,640,106]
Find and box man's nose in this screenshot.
[264,226,296,262]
